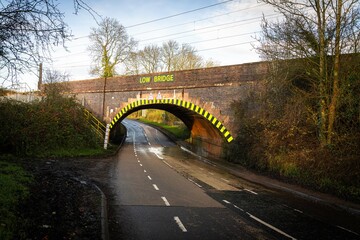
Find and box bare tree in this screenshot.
[174,43,203,70]
[88,17,137,78]
[0,0,69,86]
[0,0,98,87]
[138,44,162,73]
[161,40,180,72]
[125,40,219,74]
[257,0,360,146]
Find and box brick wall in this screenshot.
[66,61,268,140]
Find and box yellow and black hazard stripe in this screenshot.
[109,99,234,143]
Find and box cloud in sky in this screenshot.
[19,0,276,90]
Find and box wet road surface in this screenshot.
[108,119,360,240]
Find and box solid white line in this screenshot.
[174,216,187,232]
[163,160,173,168]
[153,184,159,191]
[148,175,152,180]
[247,213,297,240]
[244,188,258,195]
[161,196,170,206]
[154,152,164,159]
[188,178,202,188]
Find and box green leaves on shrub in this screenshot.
[0,96,102,156]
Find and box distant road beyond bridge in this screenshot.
[66,62,268,157]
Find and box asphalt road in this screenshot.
[108,119,360,240]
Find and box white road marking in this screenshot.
[174,216,187,232]
[233,204,244,212]
[144,170,147,173]
[139,164,143,167]
[208,172,214,175]
[149,147,164,160]
[337,225,359,236]
[161,196,170,206]
[244,188,258,195]
[222,200,244,212]
[221,178,230,183]
[294,208,303,214]
[247,212,297,240]
[188,178,202,188]
[163,160,173,168]
[147,175,152,180]
[137,160,140,163]
[153,184,159,191]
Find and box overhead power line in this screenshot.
[131,3,267,36]
[138,14,279,43]
[125,0,235,28]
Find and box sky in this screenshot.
[18,0,278,90]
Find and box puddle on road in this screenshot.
[161,146,240,191]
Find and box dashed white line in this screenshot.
[161,196,170,206]
[144,170,147,173]
[223,200,231,204]
[153,184,159,191]
[244,188,258,195]
[221,178,230,183]
[147,175,152,180]
[233,204,244,212]
[223,199,245,212]
[294,208,303,214]
[174,216,187,232]
[247,212,297,240]
[188,178,202,188]
[139,163,143,167]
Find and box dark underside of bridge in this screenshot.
[111,104,226,156]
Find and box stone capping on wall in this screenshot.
[64,61,269,94]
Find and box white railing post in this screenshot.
[104,124,110,149]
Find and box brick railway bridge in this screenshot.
[65,61,268,157]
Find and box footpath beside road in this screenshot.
[147,121,360,217]
[189,148,360,216]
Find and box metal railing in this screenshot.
[84,109,106,142]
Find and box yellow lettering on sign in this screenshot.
[154,74,174,82]
[139,77,151,84]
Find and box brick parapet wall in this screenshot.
[65,61,268,94]
[67,61,268,138]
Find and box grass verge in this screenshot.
[0,160,33,240]
[138,118,190,140]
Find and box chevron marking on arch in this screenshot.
[109,99,234,143]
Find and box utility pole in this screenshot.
[102,77,107,120]
[38,63,43,91]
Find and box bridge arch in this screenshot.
[109,98,233,143]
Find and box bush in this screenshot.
[0,94,102,156]
[228,59,360,202]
